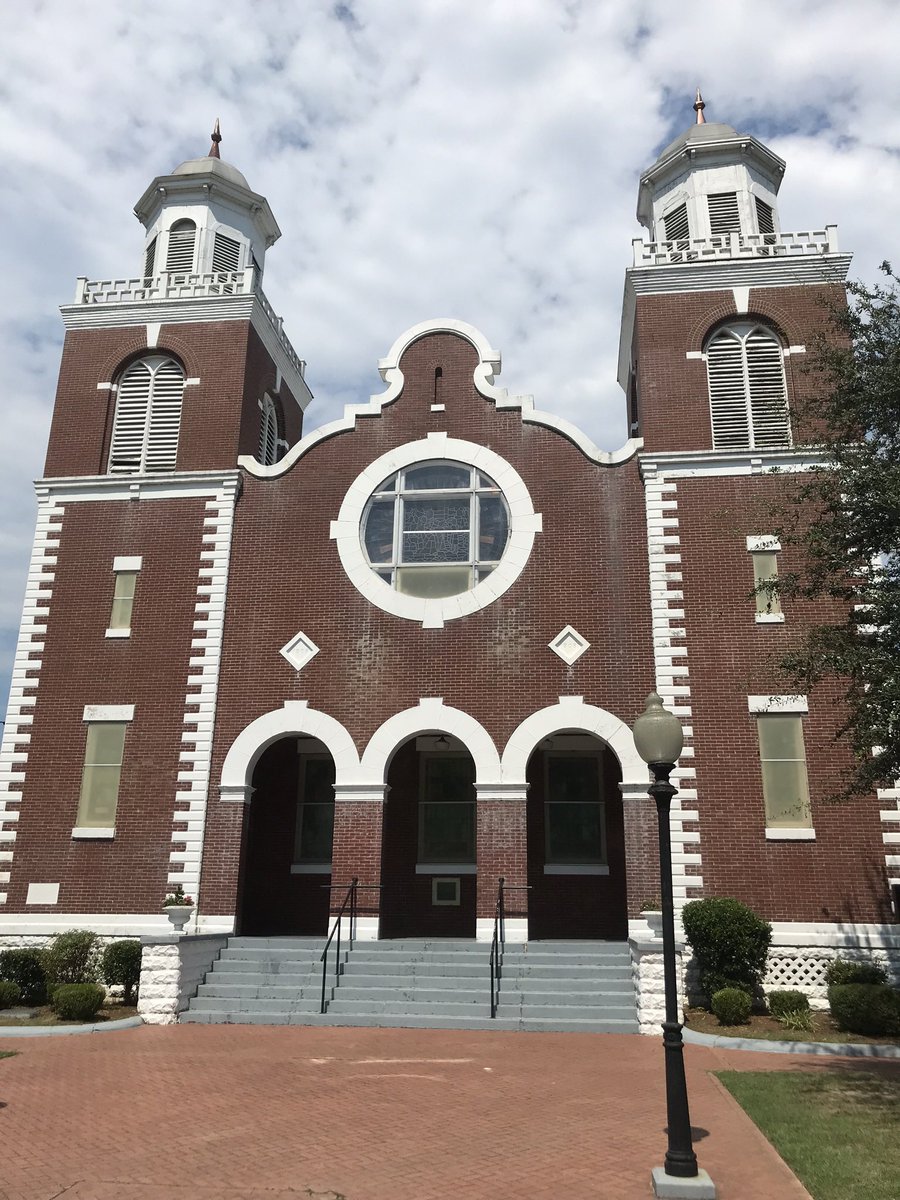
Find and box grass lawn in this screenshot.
[717,1068,900,1200]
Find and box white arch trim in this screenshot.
[219,700,360,794]
[501,696,647,787]
[361,698,502,786]
[239,318,641,479]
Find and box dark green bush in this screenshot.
[829,984,900,1037]
[711,987,752,1025]
[51,983,106,1022]
[0,980,22,1008]
[767,989,810,1018]
[824,956,888,988]
[0,949,47,1005]
[682,897,772,1005]
[101,940,142,1005]
[44,931,100,990]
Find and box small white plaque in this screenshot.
[549,625,590,666]
[280,630,320,672]
[26,882,59,905]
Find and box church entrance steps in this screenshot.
[180,937,639,1033]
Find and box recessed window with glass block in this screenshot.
[109,571,137,632]
[361,460,510,599]
[752,552,781,617]
[76,722,127,829]
[294,756,336,864]
[756,715,812,828]
[545,755,606,864]
[418,755,476,863]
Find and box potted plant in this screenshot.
[640,897,663,937]
[163,884,195,931]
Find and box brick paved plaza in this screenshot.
[0,1024,840,1199]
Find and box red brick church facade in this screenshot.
[1,112,897,1000]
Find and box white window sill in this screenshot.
[415,863,477,874]
[765,827,816,840]
[755,613,785,624]
[544,863,609,875]
[290,863,332,874]
[105,628,131,639]
[71,827,115,839]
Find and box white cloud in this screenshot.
[1,0,899,699]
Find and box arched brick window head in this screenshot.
[706,323,791,450]
[108,356,185,474]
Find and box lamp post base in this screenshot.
[651,1166,717,1199]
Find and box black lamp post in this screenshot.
[633,693,714,1197]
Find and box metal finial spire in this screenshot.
[208,118,222,159]
[693,89,706,125]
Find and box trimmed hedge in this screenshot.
[829,984,900,1038]
[682,897,772,1004]
[51,983,106,1022]
[101,941,142,1006]
[0,980,22,1009]
[44,931,100,990]
[824,957,888,988]
[0,949,47,1005]
[767,989,810,1018]
[711,987,752,1025]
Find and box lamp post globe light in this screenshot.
[633,693,716,1199]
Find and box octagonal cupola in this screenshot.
[637,92,785,248]
[133,121,281,284]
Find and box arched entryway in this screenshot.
[525,733,628,940]
[379,735,478,939]
[238,735,335,936]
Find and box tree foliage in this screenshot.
[773,265,900,796]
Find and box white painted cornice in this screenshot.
[36,470,242,504]
[241,318,641,479]
[639,447,829,480]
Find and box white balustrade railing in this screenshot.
[632,225,839,266]
[72,269,305,377]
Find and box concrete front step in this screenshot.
[182,936,639,1032]
[180,1009,639,1033]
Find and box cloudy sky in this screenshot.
[1,0,899,705]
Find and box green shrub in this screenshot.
[767,989,810,1018]
[824,956,888,988]
[0,949,47,1005]
[778,1007,814,1034]
[682,897,772,1005]
[44,931,100,990]
[829,984,900,1037]
[51,983,105,1022]
[0,981,22,1008]
[711,987,752,1025]
[101,940,142,1005]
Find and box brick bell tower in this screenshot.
[624,95,894,928]
[0,125,310,933]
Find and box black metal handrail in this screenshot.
[320,878,358,1013]
[489,880,530,1018]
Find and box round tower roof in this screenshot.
[171,155,251,191]
[654,120,741,166]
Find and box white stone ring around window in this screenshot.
[330,433,542,628]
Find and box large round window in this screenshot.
[331,434,540,627]
[362,461,510,598]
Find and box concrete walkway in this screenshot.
[0,1023,877,1199]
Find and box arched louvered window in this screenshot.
[165,220,196,273]
[108,356,185,474]
[257,393,280,465]
[706,324,791,450]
